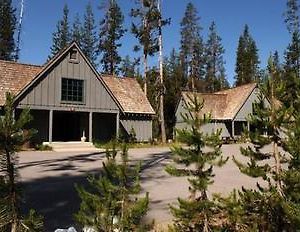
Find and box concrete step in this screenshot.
[43,142,102,152]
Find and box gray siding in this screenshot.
[234,88,260,121]
[18,47,118,113]
[121,118,152,142]
[175,98,230,138]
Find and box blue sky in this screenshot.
[14,0,290,85]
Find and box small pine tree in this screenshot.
[0,93,43,232]
[75,142,149,232]
[230,57,300,230]
[49,4,71,58]
[166,93,227,231]
[0,0,17,61]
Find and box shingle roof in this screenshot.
[102,75,155,115]
[0,60,43,105]
[182,83,257,120]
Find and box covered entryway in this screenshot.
[52,111,89,142]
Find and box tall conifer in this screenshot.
[0,0,16,61]
[50,4,71,58]
[235,25,260,86]
[82,2,97,66]
[71,13,82,46]
[205,21,228,92]
[99,0,125,75]
[180,2,204,90]
[131,0,160,95]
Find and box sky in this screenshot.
[13,0,291,85]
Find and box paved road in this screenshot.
[19,144,269,231]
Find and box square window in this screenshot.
[61,78,84,103]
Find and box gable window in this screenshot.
[69,49,78,62]
[61,78,84,103]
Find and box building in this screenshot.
[0,42,155,143]
[175,83,268,138]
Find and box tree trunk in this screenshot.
[158,0,166,143]
[143,53,148,96]
[273,141,283,196]
[6,149,18,232]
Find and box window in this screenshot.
[69,49,78,61]
[61,78,84,103]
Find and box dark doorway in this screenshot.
[53,111,88,141]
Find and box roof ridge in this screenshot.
[0,59,43,68]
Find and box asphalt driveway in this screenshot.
[19,144,269,231]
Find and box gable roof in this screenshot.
[0,60,43,105]
[102,75,155,115]
[0,42,154,115]
[181,83,257,120]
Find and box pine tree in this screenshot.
[180,2,204,85]
[99,0,126,75]
[283,31,300,109]
[230,57,300,230]
[120,55,139,78]
[166,93,227,231]
[50,4,71,58]
[75,143,149,231]
[71,13,82,46]
[284,0,300,34]
[188,37,206,91]
[235,25,260,86]
[0,93,43,232]
[205,21,227,92]
[164,49,186,138]
[131,0,160,95]
[0,0,17,61]
[82,2,97,66]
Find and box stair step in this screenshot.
[43,142,101,152]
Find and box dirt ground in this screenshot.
[19,144,269,231]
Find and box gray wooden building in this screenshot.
[0,42,155,143]
[175,83,267,139]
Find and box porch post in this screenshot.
[116,112,120,139]
[247,121,250,132]
[89,112,93,142]
[232,120,235,138]
[49,109,53,143]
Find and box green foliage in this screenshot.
[71,13,82,47]
[164,49,186,138]
[99,0,126,74]
[180,2,203,81]
[0,93,43,231]
[166,93,227,231]
[50,4,71,58]
[223,57,300,231]
[120,55,139,78]
[235,25,260,86]
[0,0,17,61]
[284,0,300,34]
[75,143,149,231]
[82,2,97,66]
[204,21,229,92]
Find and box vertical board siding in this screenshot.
[121,118,152,142]
[18,48,118,111]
